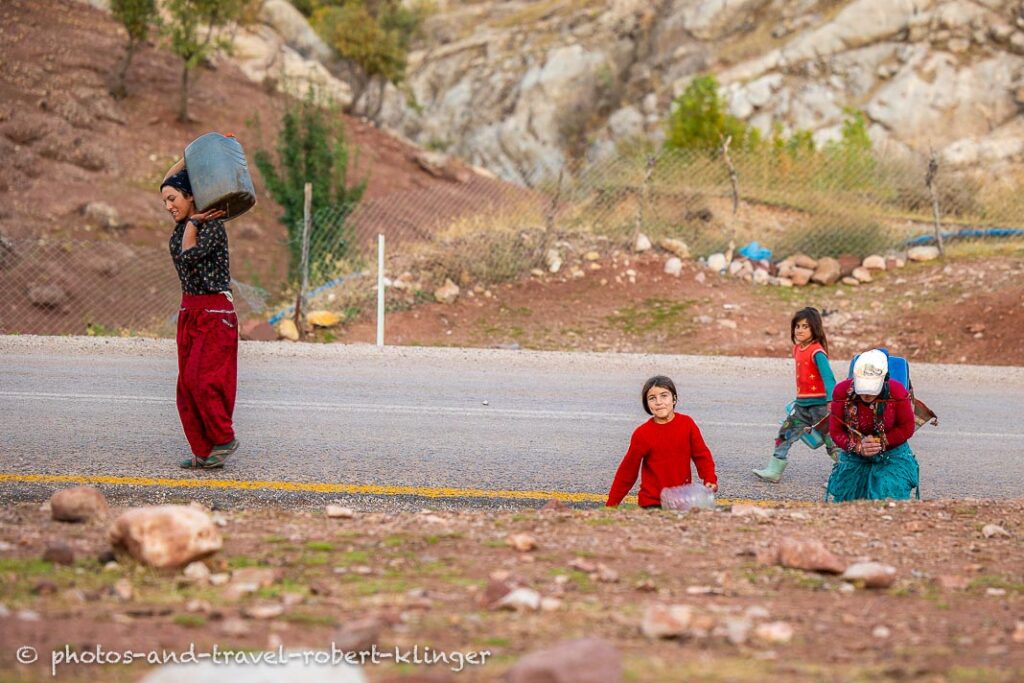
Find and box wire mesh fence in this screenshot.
[3,147,1023,337]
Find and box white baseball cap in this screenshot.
[853,349,888,396]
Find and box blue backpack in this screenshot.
[847,349,938,431]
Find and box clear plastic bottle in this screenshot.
[660,483,716,511]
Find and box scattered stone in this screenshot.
[862,255,886,270]
[793,254,818,270]
[811,257,841,285]
[837,254,861,277]
[185,599,212,614]
[642,604,693,638]
[506,533,537,552]
[872,625,892,639]
[32,580,58,596]
[569,557,597,573]
[334,615,387,652]
[718,319,738,329]
[664,257,683,276]
[218,617,251,637]
[107,505,223,569]
[754,621,794,645]
[81,201,122,230]
[326,505,355,519]
[760,537,845,574]
[852,267,873,283]
[183,561,211,585]
[28,283,67,309]
[660,238,690,260]
[496,587,541,611]
[545,249,562,273]
[841,276,860,286]
[908,246,941,262]
[243,602,284,620]
[841,562,897,588]
[306,310,342,328]
[753,268,770,285]
[50,486,108,522]
[706,253,727,271]
[722,616,753,645]
[593,563,619,583]
[540,596,563,611]
[240,319,277,341]
[540,499,570,513]
[42,542,74,565]
[434,278,460,304]
[583,250,601,261]
[789,267,814,286]
[731,504,771,519]
[982,524,1011,538]
[113,578,133,601]
[277,318,299,342]
[634,233,652,252]
[506,638,622,683]
[209,572,230,586]
[1013,621,1024,643]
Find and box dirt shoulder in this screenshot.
[1,499,1021,682]
[338,250,1024,366]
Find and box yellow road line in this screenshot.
[0,473,798,507]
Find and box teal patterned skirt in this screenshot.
[825,441,919,502]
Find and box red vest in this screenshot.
[794,342,827,398]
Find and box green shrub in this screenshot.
[665,75,761,152]
[253,92,367,279]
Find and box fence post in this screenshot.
[376,233,385,348]
[925,150,945,257]
[294,182,312,339]
[633,155,656,244]
[720,134,739,216]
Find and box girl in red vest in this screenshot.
[753,307,839,482]
[606,375,718,508]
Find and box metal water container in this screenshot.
[183,132,256,220]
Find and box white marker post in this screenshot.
[376,233,385,348]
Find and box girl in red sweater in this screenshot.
[606,376,718,508]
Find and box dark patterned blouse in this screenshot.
[169,219,231,295]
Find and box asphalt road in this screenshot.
[1,336,1022,509]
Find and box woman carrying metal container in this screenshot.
[160,160,240,469]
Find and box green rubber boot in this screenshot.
[752,456,788,483]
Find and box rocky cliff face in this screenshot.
[351,0,1024,185]
[81,0,1024,186]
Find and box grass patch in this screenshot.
[281,611,336,627]
[172,614,207,628]
[606,298,694,336]
[305,541,335,552]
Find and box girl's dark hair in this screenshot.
[160,169,193,197]
[641,375,677,415]
[791,307,829,354]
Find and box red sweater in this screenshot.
[606,413,717,508]
[828,378,915,452]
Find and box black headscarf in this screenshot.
[160,169,193,196]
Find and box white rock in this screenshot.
[183,561,211,584]
[434,278,460,304]
[841,562,897,588]
[326,505,355,519]
[496,587,541,611]
[982,524,1011,538]
[907,246,941,262]
[107,505,222,569]
[862,255,886,270]
[642,604,693,639]
[634,233,652,252]
[706,253,727,271]
[664,257,683,276]
[755,621,794,644]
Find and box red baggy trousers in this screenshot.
[176,293,238,457]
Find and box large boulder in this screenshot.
[108,505,223,569]
[50,486,109,523]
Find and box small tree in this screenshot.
[162,0,248,122]
[254,95,368,277]
[110,0,158,99]
[665,75,760,153]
